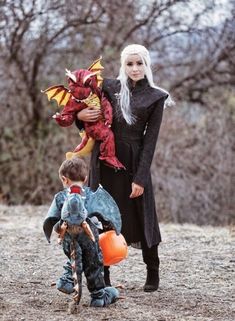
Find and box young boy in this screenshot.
[43,157,119,307]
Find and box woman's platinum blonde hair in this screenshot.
[117,44,173,124]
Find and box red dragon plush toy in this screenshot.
[42,58,125,170]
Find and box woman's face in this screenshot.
[125,54,145,83]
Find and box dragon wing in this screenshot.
[87,56,104,87]
[43,190,67,243]
[41,85,72,107]
[84,185,122,235]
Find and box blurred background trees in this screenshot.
[0,0,234,225]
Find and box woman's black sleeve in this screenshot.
[133,97,165,187]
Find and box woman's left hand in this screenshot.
[129,183,144,198]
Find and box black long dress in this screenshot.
[88,77,168,248]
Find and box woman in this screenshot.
[77,44,171,292]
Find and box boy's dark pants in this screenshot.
[62,219,105,292]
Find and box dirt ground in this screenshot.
[0,205,234,321]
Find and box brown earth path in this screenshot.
[0,205,234,321]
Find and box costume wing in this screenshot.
[41,85,72,106]
[43,190,67,243]
[88,57,104,87]
[84,185,122,235]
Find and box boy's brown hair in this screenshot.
[59,157,88,182]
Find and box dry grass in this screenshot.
[0,205,234,321]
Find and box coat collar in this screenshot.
[103,77,168,103]
[68,185,82,194]
[127,77,149,92]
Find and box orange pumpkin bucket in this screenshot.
[99,230,128,266]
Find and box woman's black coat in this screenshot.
[88,78,168,248]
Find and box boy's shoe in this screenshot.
[90,287,119,307]
[56,261,74,294]
[56,278,74,294]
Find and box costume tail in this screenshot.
[99,156,126,170]
[70,240,82,305]
[74,133,89,153]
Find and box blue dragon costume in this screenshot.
[43,185,121,307]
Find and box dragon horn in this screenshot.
[65,68,77,82]
[83,71,99,84]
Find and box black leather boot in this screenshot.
[141,242,160,292]
[143,268,159,292]
[104,266,111,286]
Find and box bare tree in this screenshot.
[0,0,234,226]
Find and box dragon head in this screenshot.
[66,69,99,100]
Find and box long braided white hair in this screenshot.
[117,44,173,125]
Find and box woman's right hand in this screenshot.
[77,107,101,122]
